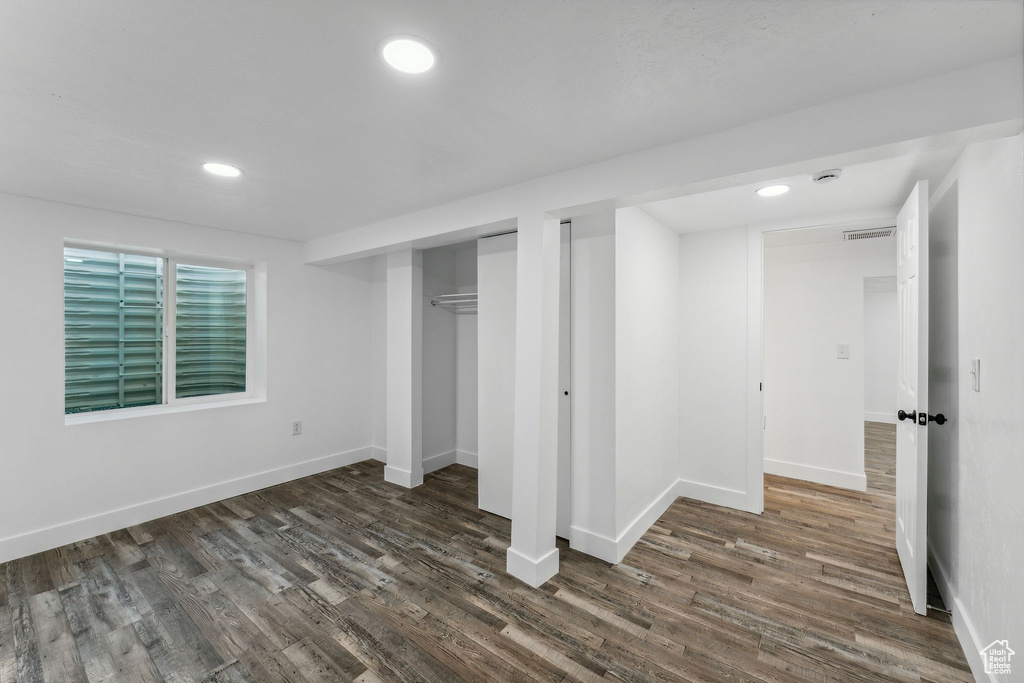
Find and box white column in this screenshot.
[385,249,424,488]
[506,212,563,587]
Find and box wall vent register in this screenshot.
[843,227,895,241]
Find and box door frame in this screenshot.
[746,215,899,514]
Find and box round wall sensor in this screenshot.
[811,169,842,184]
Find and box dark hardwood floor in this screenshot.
[1,422,971,682]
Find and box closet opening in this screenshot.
[421,241,479,479]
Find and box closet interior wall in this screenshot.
[422,244,479,473]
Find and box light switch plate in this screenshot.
[837,344,850,360]
[970,359,980,392]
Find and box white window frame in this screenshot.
[64,242,258,423]
[164,256,255,407]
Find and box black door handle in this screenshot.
[928,413,947,425]
[897,409,917,423]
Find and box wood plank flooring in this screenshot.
[1,422,971,682]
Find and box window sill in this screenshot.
[64,397,266,426]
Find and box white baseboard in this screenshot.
[383,465,423,488]
[614,481,679,563]
[676,478,752,510]
[423,450,456,474]
[374,448,477,472]
[506,546,559,587]
[568,524,619,564]
[455,450,478,468]
[764,458,867,492]
[0,446,377,565]
[865,411,897,424]
[928,550,990,682]
[571,479,740,565]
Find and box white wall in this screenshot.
[567,211,618,553]
[677,226,751,507]
[0,193,376,562]
[762,237,894,491]
[477,233,517,518]
[455,246,478,465]
[928,133,1024,682]
[864,279,898,423]
[614,207,680,540]
[421,248,457,471]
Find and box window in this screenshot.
[64,247,251,415]
[173,264,247,399]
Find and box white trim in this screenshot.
[865,411,897,424]
[615,482,680,562]
[375,448,477,473]
[568,525,619,564]
[65,397,266,425]
[455,450,479,468]
[383,465,423,488]
[570,479,744,565]
[928,549,991,682]
[506,546,559,587]
[676,478,752,511]
[423,450,457,474]
[764,458,867,491]
[166,258,256,407]
[0,446,376,564]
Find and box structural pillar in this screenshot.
[506,212,563,586]
[385,249,424,488]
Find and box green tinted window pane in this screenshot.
[175,264,247,399]
[64,248,164,414]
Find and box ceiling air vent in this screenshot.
[811,168,843,184]
[843,227,895,241]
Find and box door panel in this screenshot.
[557,222,572,540]
[477,233,517,518]
[895,180,929,616]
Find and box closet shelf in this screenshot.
[430,292,478,315]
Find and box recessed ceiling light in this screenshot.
[380,36,437,74]
[756,184,790,197]
[202,162,242,177]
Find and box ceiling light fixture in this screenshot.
[380,36,437,74]
[202,162,242,177]
[756,184,790,197]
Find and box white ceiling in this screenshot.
[639,146,964,234]
[1,1,1020,242]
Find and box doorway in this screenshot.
[761,223,897,492]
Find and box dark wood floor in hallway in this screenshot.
[1,422,971,682]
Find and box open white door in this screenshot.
[895,180,929,616]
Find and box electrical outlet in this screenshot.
[837,344,850,359]
[292,420,302,436]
